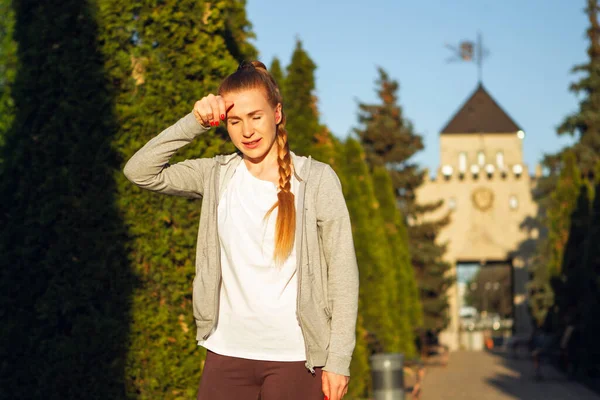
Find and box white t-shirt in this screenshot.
[198,159,306,361]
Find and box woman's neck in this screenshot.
[244,151,281,185]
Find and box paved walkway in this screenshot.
[420,350,600,400]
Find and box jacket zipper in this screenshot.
[295,169,315,374]
[203,162,222,340]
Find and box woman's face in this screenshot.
[223,88,282,163]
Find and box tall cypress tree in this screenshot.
[355,68,451,333]
[282,39,319,156]
[371,165,419,357]
[341,138,397,352]
[0,1,133,398]
[97,1,255,397]
[553,183,590,336]
[348,313,371,399]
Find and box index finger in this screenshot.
[217,97,234,121]
[225,102,234,119]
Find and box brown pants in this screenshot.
[197,351,324,400]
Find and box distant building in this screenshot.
[415,83,538,350]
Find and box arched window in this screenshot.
[496,151,504,169]
[509,195,518,210]
[477,151,485,166]
[458,152,467,173]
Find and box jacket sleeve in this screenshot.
[316,165,359,377]
[123,112,214,199]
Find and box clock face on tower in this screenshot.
[471,187,494,211]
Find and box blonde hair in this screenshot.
[218,61,295,264]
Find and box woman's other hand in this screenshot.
[192,94,229,128]
[322,370,349,400]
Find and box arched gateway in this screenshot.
[415,83,539,351]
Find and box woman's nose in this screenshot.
[242,128,254,138]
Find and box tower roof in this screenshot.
[441,83,522,134]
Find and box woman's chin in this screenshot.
[239,147,267,161]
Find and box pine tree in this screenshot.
[341,138,398,352]
[282,39,319,156]
[557,0,600,175]
[355,68,424,208]
[0,1,133,398]
[96,0,256,397]
[355,68,452,334]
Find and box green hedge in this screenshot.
[97,0,256,398]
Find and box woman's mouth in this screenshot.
[243,138,262,149]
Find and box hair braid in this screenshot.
[264,115,296,265]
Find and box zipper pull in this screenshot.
[305,361,315,375]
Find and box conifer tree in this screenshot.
[527,244,555,327]
[96,0,256,397]
[580,162,600,373]
[269,56,285,90]
[341,138,398,352]
[282,40,319,156]
[0,1,133,398]
[557,0,600,174]
[355,68,424,205]
[348,311,372,398]
[529,2,600,326]
[372,165,419,357]
[355,68,451,333]
[530,152,582,329]
[554,183,590,333]
[546,152,582,279]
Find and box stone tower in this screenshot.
[415,83,538,350]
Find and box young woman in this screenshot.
[124,61,359,400]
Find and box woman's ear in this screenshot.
[275,103,282,124]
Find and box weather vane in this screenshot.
[445,32,489,83]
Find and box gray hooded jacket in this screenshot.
[123,113,359,376]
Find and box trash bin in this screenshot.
[370,353,404,400]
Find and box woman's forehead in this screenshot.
[223,89,270,114]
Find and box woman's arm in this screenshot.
[123,113,214,198]
[316,165,360,377]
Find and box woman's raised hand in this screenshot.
[192,94,230,128]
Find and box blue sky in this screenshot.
[246,0,587,173]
